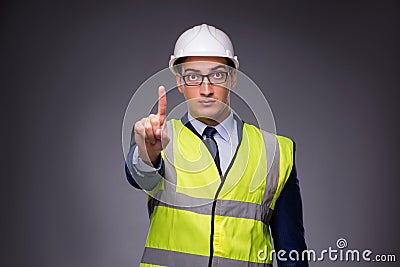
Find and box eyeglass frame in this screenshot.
[180,71,232,87]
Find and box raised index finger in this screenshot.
[157,85,167,124]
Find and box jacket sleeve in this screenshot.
[269,143,309,266]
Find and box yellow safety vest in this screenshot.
[140,118,294,267]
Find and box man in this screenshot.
[125,24,308,267]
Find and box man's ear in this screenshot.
[230,69,237,89]
[176,74,184,93]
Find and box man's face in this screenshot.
[176,56,236,125]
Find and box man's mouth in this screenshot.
[198,99,216,104]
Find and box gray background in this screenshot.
[2,0,399,266]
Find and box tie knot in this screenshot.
[202,126,217,139]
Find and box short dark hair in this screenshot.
[173,57,236,74]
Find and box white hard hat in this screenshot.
[169,23,239,74]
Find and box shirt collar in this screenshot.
[187,111,234,142]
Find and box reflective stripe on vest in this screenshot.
[142,119,294,266]
[141,247,272,267]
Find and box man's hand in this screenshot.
[134,86,169,166]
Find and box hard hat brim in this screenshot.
[169,55,239,75]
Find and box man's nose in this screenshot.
[199,79,213,96]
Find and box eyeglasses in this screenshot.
[182,71,230,86]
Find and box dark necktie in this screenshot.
[202,126,221,175]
